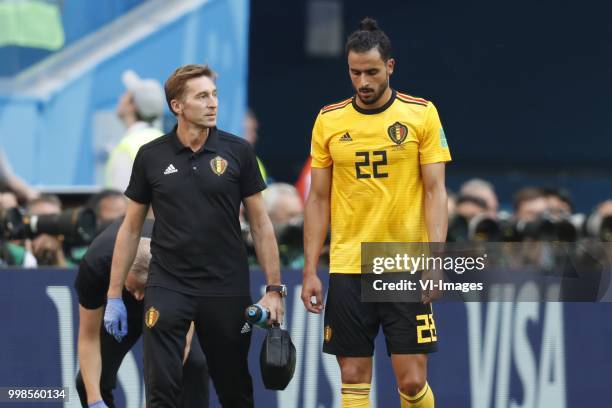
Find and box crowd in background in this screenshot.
[0,72,610,268]
[1,168,611,268]
[447,181,612,243]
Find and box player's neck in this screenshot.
[355,86,394,111]
[176,121,210,152]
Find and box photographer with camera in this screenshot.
[447,179,498,242]
[459,178,499,219]
[447,194,491,242]
[26,194,67,267]
[86,189,128,234]
[514,187,548,223]
[543,187,573,218]
[455,194,488,220]
[1,195,97,266]
[514,187,578,242]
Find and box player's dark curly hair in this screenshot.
[345,17,392,61]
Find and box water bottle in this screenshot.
[245,304,269,328]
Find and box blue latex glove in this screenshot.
[88,400,109,408]
[104,297,128,342]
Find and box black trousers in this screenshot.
[76,315,209,408]
[143,286,254,408]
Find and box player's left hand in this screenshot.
[257,292,285,325]
[104,297,128,342]
[421,267,443,304]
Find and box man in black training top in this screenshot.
[104,64,285,408]
[75,218,209,408]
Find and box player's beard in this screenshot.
[356,76,390,106]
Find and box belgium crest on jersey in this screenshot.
[145,307,159,328]
[387,122,408,145]
[210,155,228,176]
[324,325,333,342]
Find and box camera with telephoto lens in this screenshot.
[0,206,97,245]
[468,213,515,242]
[448,212,580,242]
[515,213,579,242]
[584,213,612,242]
[448,213,514,242]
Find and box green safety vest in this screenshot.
[105,127,163,187]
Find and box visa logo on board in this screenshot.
[468,283,566,408]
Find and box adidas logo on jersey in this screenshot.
[163,164,178,175]
[339,132,353,142]
[240,322,251,334]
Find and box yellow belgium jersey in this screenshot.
[310,89,452,274]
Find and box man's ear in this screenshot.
[387,58,395,76]
[170,99,182,115]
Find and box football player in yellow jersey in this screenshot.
[301,18,451,408]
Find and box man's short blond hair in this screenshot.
[129,238,151,284]
[164,64,217,115]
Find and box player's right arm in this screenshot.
[104,199,148,341]
[302,112,332,314]
[108,146,152,299]
[302,166,332,313]
[77,305,104,404]
[107,199,148,298]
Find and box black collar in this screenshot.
[352,89,396,115]
[170,126,219,154]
